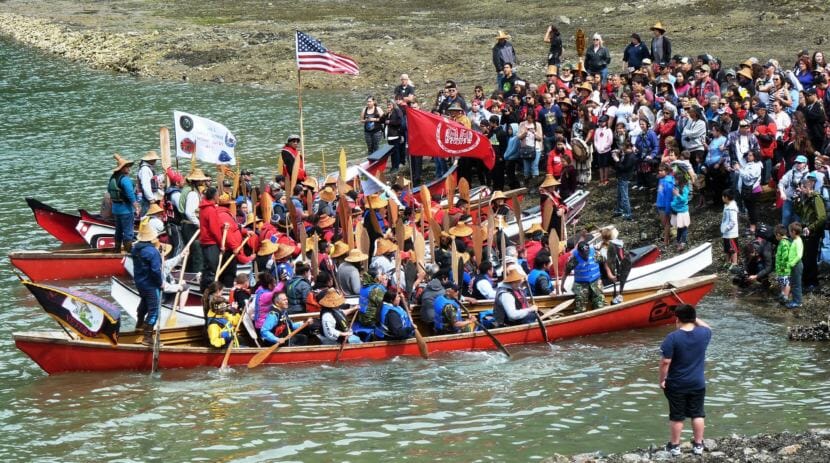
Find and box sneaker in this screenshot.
[665,442,681,456]
[612,295,624,305]
[692,442,704,456]
[612,211,623,217]
[786,302,802,309]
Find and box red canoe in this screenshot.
[14,275,716,374]
[9,249,128,281]
[25,198,86,245]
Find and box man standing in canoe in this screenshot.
[561,241,606,313]
[280,134,306,182]
[180,168,210,273]
[198,187,221,292]
[108,154,138,254]
[137,150,161,216]
[659,304,711,457]
[132,220,164,345]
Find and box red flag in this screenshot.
[406,109,495,169]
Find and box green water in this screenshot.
[2,39,830,462]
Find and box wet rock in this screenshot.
[620,453,643,462]
[558,16,571,25]
[572,452,602,463]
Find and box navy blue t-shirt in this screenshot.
[660,326,712,390]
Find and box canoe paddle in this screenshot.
[220,301,248,369]
[397,218,428,360]
[334,306,360,364]
[165,229,201,328]
[214,223,230,282]
[247,319,312,369]
[523,277,550,343]
[459,301,511,358]
[539,299,574,321]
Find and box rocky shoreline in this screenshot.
[545,429,830,462]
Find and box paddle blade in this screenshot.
[445,174,456,205]
[442,207,450,233]
[311,234,320,276]
[472,223,483,267]
[414,228,426,269]
[486,213,495,250]
[389,202,399,227]
[361,227,370,257]
[290,149,301,194]
[160,127,171,171]
[451,239,459,285]
[355,221,365,256]
[511,198,525,248]
[419,185,432,222]
[429,217,442,245]
[339,147,347,181]
[458,178,470,203]
[542,200,553,232]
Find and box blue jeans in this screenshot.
[599,67,609,85]
[113,212,135,244]
[616,179,631,217]
[434,157,448,178]
[496,72,505,90]
[137,287,161,327]
[390,138,406,170]
[790,260,803,304]
[677,227,688,245]
[781,199,801,227]
[523,149,541,177]
[761,158,772,185]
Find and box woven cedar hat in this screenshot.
[136,219,158,242]
[319,187,336,202]
[525,223,544,235]
[185,168,211,182]
[365,193,388,209]
[650,21,666,33]
[490,191,507,202]
[540,175,560,188]
[257,239,280,256]
[502,267,525,283]
[273,243,296,261]
[448,223,473,237]
[330,241,349,259]
[318,289,345,309]
[374,239,396,256]
[141,150,161,162]
[495,30,511,40]
[145,203,164,216]
[345,249,369,263]
[112,153,134,173]
[318,214,335,229]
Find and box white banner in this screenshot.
[357,166,403,207]
[173,111,237,165]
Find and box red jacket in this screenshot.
[753,115,778,159]
[547,148,572,177]
[524,240,543,267]
[691,77,721,106]
[654,119,677,153]
[198,199,221,246]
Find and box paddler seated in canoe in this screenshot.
[493,267,539,327]
[433,281,475,334]
[335,247,365,296]
[207,300,241,349]
[230,273,251,313]
[270,242,298,290]
[470,261,497,299]
[528,250,556,296]
[306,272,334,313]
[285,262,312,315]
[375,290,416,340]
[260,292,308,346]
[252,272,278,332]
[489,191,512,221]
[317,289,361,345]
[313,186,337,217]
[354,267,389,338]
[370,238,397,285]
[132,219,167,345]
[561,241,606,313]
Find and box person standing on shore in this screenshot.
[493,30,517,90]
[659,304,712,457]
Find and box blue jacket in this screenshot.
[110,174,137,216]
[635,130,659,160]
[260,310,287,345]
[433,294,461,333]
[623,42,650,68]
[131,241,162,290]
[656,175,675,214]
[573,248,601,284]
[671,184,690,213]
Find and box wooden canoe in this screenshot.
[14,275,716,374]
[9,248,128,281]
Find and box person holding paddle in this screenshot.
[493,267,538,327]
[206,300,240,348]
[108,154,138,254]
[317,289,361,345]
[433,282,475,334]
[260,292,308,347]
[132,220,165,344]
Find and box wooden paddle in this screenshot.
[151,249,167,373]
[298,223,309,263]
[542,200,553,233]
[220,301,248,369]
[214,224,230,282]
[445,173,457,208]
[166,230,201,328]
[472,222,483,268]
[395,217,428,359]
[451,239,459,286]
[247,319,313,369]
[522,275,550,343]
[458,178,471,214]
[216,235,252,277]
[361,227,370,258]
[334,307,360,364]
[511,197,525,249]
[413,228,426,270]
[310,234,320,278]
[550,229,561,295]
[420,185,433,222]
[355,221,366,256]
[160,127,171,172]
[229,159,241,217]
[487,213,495,264]
[459,301,511,357]
[540,299,574,321]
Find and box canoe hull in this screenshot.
[26,198,86,245]
[16,275,716,374]
[10,251,128,281]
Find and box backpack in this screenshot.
[607,241,632,282]
[755,223,777,245]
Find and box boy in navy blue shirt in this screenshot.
[659,304,712,456]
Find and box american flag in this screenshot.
[295,31,359,75]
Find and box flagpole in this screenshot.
[297,69,306,171]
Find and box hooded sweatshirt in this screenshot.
[419,278,445,324]
[198,199,221,246]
